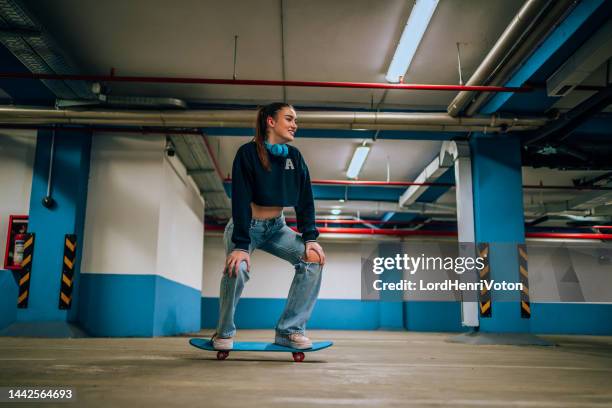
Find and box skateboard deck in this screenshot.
[189,338,333,362]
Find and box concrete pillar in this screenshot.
[378,243,404,330]
[470,135,529,333]
[3,129,91,336]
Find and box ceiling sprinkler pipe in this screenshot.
[285,218,446,226]
[204,224,612,240]
[526,232,612,240]
[0,72,532,93]
[310,179,454,187]
[226,177,612,191]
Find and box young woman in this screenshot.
[213,102,326,350]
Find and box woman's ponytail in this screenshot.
[253,102,292,172]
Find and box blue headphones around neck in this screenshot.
[265,141,289,158]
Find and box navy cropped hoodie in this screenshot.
[231,141,319,251]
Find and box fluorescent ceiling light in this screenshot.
[385,0,439,83]
[346,145,370,179]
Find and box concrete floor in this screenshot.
[1,330,611,408]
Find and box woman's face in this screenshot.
[267,106,298,143]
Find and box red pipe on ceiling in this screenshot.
[317,227,457,236]
[222,177,612,191]
[204,224,612,240]
[0,124,203,135]
[288,219,612,231]
[201,134,225,181]
[285,218,441,226]
[317,228,612,240]
[0,72,532,92]
[525,232,612,240]
[310,179,454,187]
[222,177,452,187]
[310,179,612,191]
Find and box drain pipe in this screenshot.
[447,0,549,116]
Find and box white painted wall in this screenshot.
[156,153,205,289]
[202,235,362,299]
[82,134,164,275]
[527,241,612,302]
[0,130,36,268]
[81,133,204,290]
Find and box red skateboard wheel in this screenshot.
[216,351,229,360]
[292,352,305,362]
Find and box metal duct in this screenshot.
[464,0,576,116]
[447,0,549,116]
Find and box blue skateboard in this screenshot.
[189,338,333,362]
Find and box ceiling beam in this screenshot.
[480,0,606,114]
[525,84,612,146]
[546,19,612,97]
[398,143,455,207]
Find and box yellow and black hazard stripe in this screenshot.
[518,244,530,318]
[59,234,77,309]
[17,233,35,309]
[478,243,491,317]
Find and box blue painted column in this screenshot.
[378,243,404,330]
[471,135,529,333]
[16,129,91,325]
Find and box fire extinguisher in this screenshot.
[13,233,26,267]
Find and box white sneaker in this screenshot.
[275,333,312,349]
[212,334,233,350]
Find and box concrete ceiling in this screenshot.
[18,0,524,109]
[2,0,610,223]
[208,135,442,181]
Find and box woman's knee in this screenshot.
[237,260,250,276]
[303,247,322,264]
[225,260,250,281]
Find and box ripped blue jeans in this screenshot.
[216,214,323,338]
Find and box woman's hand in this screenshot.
[305,241,326,265]
[225,250,251,278]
